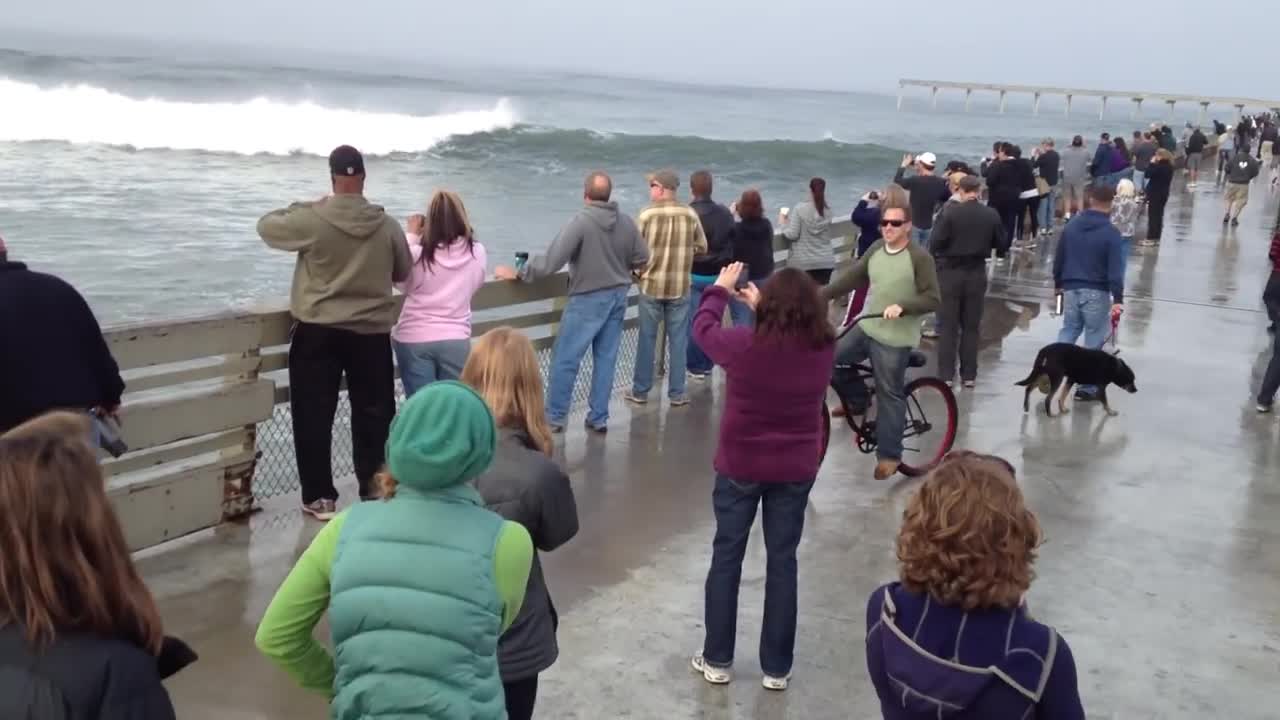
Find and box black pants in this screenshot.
[1264,273,1280,326]
[503,676,539,720]
[1025,196,1041,236]
[805,268,833,286]
[993,201,1019,247]
[1146,194,1168,240]
[288,321,395,503]
[935,264,988,382]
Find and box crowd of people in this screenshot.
[2,121,1277,718]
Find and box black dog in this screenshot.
[1015,343,1137,416]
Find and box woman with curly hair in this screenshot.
[864,451,1084,719]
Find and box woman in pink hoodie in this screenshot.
[392,190,488,397]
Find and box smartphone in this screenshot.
[1053,293,1064,316]
[735,263,751,289]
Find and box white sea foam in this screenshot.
[0,78,517,155]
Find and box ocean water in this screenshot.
[0,41,1205,325]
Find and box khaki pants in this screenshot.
[1225,183,1250,218]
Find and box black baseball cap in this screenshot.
[328,145,365,177]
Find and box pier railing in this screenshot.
[103,221,857,549]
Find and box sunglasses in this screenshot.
[880,219,908,228]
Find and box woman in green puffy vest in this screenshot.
[255,381,534,719]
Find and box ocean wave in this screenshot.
[432,126,903,172]
[0,77,517,155]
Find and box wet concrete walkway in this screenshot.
[140,178,1280,720]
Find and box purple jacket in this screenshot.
[691,285,834,483]
[866,583,1085,720]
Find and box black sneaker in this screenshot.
[1223,215,1231,224]
[1231,218,1240,227]
[1258,402,1274,414]
[584,420,607,434]
[1074,388,1099,402]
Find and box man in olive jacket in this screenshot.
[258,145,412,517]
[821,204,940,480]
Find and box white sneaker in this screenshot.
[762,673,791,691]
[691,652,732,684]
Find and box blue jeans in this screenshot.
[729,296,755,327]
[1058,288,1112,394]
[392,338,470,397]
[687,277,716,374]
[1132,169,1146,192]
[835,326,912,461]
[633,293,690,400]
[1259,329,1280,406]
[546,286,629,427]
[1038,185,1058,229]
[911,226,931,249]
[702,474,815,677]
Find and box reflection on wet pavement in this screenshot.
[140,182,1280,719]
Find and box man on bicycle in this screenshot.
[821,203,941,479]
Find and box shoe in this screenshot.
[963,380,976,389]
[584,420,607,434]
[691,653,732,685]
[689,371,711,381]
[1223,215,1231,224]
[669,395,690,407]
[921,328,939,340]
[762,673,791,691]
[624,391,648,405]
[874,459,901,480]
[1258,403,1273,414]
[1138,239,1158,247]
[1231,218,1239,227]
[550,423,566,434]
[1268,324,1276,334]
[944,380,955,389]
[301,498,336,521]
[1074,388,1098,402]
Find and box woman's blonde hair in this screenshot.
[896,451,1042,611]
[1115,178,1136,198]
[461,327,553,456]
[1155,148,1175,163]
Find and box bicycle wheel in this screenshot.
[896,377,958,477]
[819,399,832,466]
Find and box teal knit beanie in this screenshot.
[385,381,496,491]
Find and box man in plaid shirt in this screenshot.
[627,170,708,406]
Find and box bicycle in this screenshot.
[820,314,959,477]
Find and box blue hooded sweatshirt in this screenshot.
[851,200,882,256]
[865,583,1085,720]
[1053,209,1125,304]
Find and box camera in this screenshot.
[93,413,129,458]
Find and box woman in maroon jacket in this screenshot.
[688,262,835,691]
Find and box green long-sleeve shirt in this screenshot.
[254,511,533,696]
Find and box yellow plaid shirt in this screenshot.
[636,201,708,299]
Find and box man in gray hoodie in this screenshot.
[259,145,412,520]
[496,172,650,433]
[1059,135,1092,220]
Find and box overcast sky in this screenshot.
[6,0,1275,98]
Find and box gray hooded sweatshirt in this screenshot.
[1060,146,1092,184]
[258,194,411,334]
[521,201,650,295]
[782,200,835,271]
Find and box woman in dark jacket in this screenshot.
[984,143,1022,247]
[1140,149,1175,246]
[462,327,579,720]
[0,413,196,720]
[727,188,776,327]
[848,192,883,318]
[690,264,835,692]
[1009,145,1038,241]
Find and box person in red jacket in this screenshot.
[689,262,835,691]
[1258,229,1280,413]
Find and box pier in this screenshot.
[898,78,1280,123]
[100,189,1280,718]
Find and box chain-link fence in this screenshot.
[253,325,643,499]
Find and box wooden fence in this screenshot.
[102,220,857,549]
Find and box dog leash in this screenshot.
[1105,311,1121,353]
